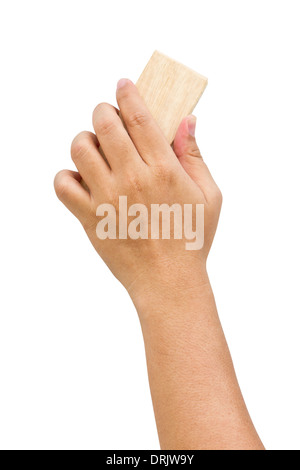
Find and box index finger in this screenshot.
[116,79,174,165]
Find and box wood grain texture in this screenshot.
[136,50,208,143]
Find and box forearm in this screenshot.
[131,266,264,450]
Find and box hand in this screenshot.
[54,79,222,300]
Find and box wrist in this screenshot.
[127,257,212,327]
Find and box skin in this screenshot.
[54,78,264,450]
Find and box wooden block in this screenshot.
[136,50,208,143]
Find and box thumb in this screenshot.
[173,116,221,202]
[173,115,205,187]
[173,115,202,161]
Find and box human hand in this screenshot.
[54,79,222,300]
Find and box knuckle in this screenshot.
[98,117,116,136]
[71,132,90,162]
[127,110,149,128]
[93,103,116,136]
[117,86,131,100]
[54,172,70,200]
[189,144,202,159]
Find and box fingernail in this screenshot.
[117,78,132,90]
[187,116,197,137]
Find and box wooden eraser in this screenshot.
[136,51,208,143]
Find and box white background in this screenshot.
[0,0,299,450]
